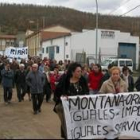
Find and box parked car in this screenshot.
[101,58,133,72]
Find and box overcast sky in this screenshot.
[0,0,140,17]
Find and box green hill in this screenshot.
[0,3,140,38]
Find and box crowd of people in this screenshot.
[0,55,140,139]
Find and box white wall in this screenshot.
[41,29,139,69]
[71,29,139,69]
[71,31,96,57]
[42,36,71,61]
[99,29,120,57]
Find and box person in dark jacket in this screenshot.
[43,71,51,102]
[0,60,4,84]
[135,75,140,91]
[15,64,27,102]
[53,62,89,139]
[1,63,14,104]
[100,64,113,87]
[26,63,45,114]
[121,66,134,92]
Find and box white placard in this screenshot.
[62,92,140,139]
[4,46,28,59]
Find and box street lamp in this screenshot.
[95,0,98,63]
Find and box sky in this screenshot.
[0,0,140,17]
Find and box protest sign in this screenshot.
[61,92,140,139]
[4,46,28,59]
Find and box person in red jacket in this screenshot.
[88,64,103,94]
[49,67,61,93]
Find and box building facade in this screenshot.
[0,35,16,54]
[42,28,139,70]
[25,25,72,57]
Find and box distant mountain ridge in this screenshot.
[0,3,140,38]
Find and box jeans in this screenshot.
[16,84,26,101]
[3,87,12,102]
[31,93,43,112]
[55,103,67,139]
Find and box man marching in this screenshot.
[26,63,45,114]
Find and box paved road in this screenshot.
[0,86,61,139]
[0,85,138,139]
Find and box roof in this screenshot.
[26,25,74,39]
[41,32,71,42]
[0,35,16,39]
[41,24,74,32]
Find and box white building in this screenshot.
[42,28,139,69]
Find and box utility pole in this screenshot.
[36,19,39,31]
[42,16,45,29]
[95,0,98,63]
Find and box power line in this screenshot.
[109,0,132,15]
[120,5,140,16]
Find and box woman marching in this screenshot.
[99,66,128,139]
[53,62,89,139]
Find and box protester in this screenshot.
[0,60,4,84]
[100,66,128,94]
[1,63,14,104]
[121,66,134,92]
[10,58,19,87]
[15,64,27,102]
[99,66,128,139]
[53,62,89,139]
[25,65,32,101]
[135,75,140,92]
[100,64,113,87]
[39,61,45,73]
[88,64,103,94]
[49,67,61,100]
[26,63,45,114]
[82,66,89,83]
[43,66,52,102]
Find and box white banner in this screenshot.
[4,46,28,59]
[61,92,140,139]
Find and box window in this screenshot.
[65,42,68,46]
[126,61,132,66]
[66,55,69,58]
[56,46,59,53]
[111,60,118,66]
[6,41,10,46]
[120,61,125,66]
[46,47,48,53]
[2,40,5,45]
[42,48,44,53]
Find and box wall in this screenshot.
[42,36,71,61]
[42,29,139,69]
[71,29,139,69]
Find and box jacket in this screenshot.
[135,76,140,91]
[15,70,27,85]
[88,71,103,90]
[99,77,128,94]
[54,74,89,105]
[120,74,134,92]
[1,69,14,87]
[26,71,45,94]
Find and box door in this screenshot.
[49,46,54,60]
[118,43,136,69]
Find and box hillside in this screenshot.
[0,3,140,38]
